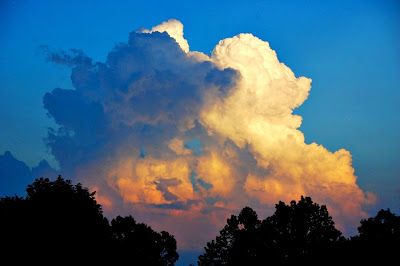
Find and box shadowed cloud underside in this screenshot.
[41,19,374,248]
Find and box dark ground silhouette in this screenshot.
[0,176,399,265]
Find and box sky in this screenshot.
[0,0,399,265]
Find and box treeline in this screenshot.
[0,176,399,265]
[0,176,178,265]
[199,197,399,265]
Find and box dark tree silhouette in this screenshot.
[358,209,400,241]
[0,176,110,263]
[259,196,343,264]
[111,215,179,266]
[3,175,399,265]
[346,209,400,264]
[198,207,261,266]
[199,196,343,265]
[0,176,179,265]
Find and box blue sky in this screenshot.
[2,0,398,206]
[0,1,399,263]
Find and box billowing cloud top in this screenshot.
[43,19,374,249]
[141,19,190,53]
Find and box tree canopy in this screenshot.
[198,196,343,265]
[0,176,399,265]
[0,176,178,265]
[111,215,178,266]
[347,208,400,264]
[198,196,400,265]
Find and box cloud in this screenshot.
[202,33,376,229]
[42,19,374,248]
[0,151,57,196]
[141,19,190,53]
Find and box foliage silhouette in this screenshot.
[346,208,400,264]
[199,197,400,265]
[199,196,344,265]
[110,215,178,265]
[0,176,178,265]
[1,176,399,265]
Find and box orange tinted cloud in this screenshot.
[44,19,375,248]
[200,32,374,231]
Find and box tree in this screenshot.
[358,209,400,241]
[259,196,343,264]
[111,215,179,266]
[0,176,111,263]
[0,176,179,265]
[347,209,400,264]
[199,196,343,265]
[199,207,260,266]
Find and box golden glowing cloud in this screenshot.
[108,157,195,204]
[196,152,235,197]
[62,19,374,248]
[200,32,374,228]
[168,138,192,155]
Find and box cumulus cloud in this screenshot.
[41,19,373,248]
[202,33,376,227]
[0,151,57,196]
[141,19,190,53]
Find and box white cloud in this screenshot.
[43,19,374,248]
[142,19,190,53]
